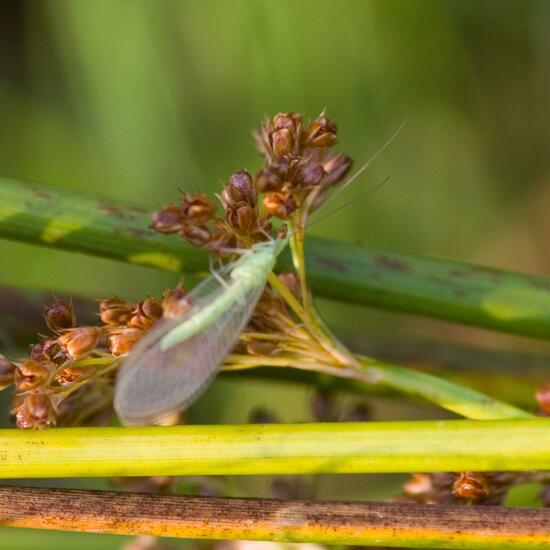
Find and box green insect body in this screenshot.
[114,236,288,425]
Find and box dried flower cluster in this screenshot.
[8,291,186,429]
[151,112,352,253]
[400,471,549,506]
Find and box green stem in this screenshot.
[4,177,550,339]
[225,354,533,420]
[357,357,534,420]
[1,419,549,478]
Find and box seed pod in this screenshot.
[536,384,550,415]
[321,153,352,188]
[15,392,56,429]
[180,193,216,223]
[58,327,101,360]
[99,297,134,326]
[44,299,76,333]
[453,472,490,501]
[15,359,51,392]
[56,365,94,385]
[303,115,337,148]
[108,327,144,356]
[222,171,256,208]
[0,354,15,390]
[297,163,326,187]
[41,338,67,365]
[129,297,163,330]
[263,190,296,219]
[150,204,184,234]
[180,224,213,248]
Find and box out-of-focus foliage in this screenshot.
[1,1,550,300]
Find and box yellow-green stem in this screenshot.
[1,419,549,478]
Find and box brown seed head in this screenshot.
[0,354,15,390]
[44,299,76,333]
[150,204,184,234]
[453,472,490,501]
[297,163,326,187]
[129,297,163,330]
[99,298,134,326]
[254,158,290,193]
[536,384,550,415]
[56,365,95,385]
[321,153,352,188]
[15,392,56,429]
[42,338,67,365]
[222,171,256,208]
[180,193,217,224]
[263,190,296,219]
[58,327,101,360]
[180,224,213,248]
[108,327,144,356]
[15,359,51,392]
[302,115,337,148]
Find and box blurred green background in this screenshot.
[1,0,550,548]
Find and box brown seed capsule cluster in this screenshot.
[399,471,544,506]
[151,112,352,253]
[10,291,178,429]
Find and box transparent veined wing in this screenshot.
[114,270,265,426]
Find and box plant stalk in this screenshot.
[2,486,549,548]
[4,177,550,339]
[1,419,549,478]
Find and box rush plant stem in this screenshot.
[5,177,550,340]
[2,486,550,548]
[224,354,532,420]
[1,419,549,477]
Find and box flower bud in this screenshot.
[15,359,51,392]
[99,298,134,326]
[180,193,216,223]
[44,299,76,333]
[150,204,184,234]
[108,327,144,356]
[0,354,15,390]
[129,297,163,330]
[16,392,56,429]
[263,191,296,219]
[453,472,490,501]
[58,327,101,360]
